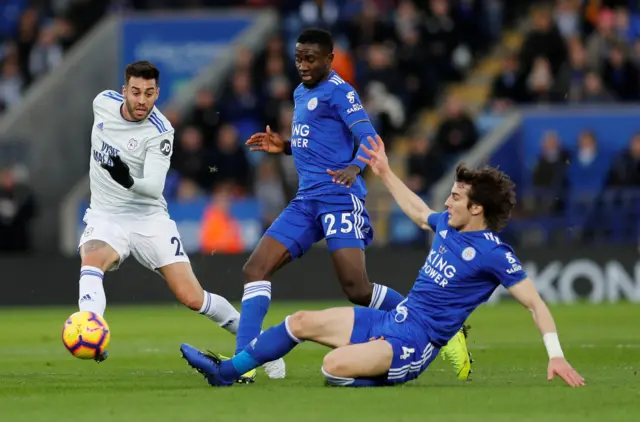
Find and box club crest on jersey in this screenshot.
[96,122,104,131]
[83,226,94,237]
[307,97,318,111]
[462,247,476,261]
[127,138,138,151]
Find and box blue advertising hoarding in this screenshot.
[120,14,256,106]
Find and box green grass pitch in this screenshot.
[1,302,638,422]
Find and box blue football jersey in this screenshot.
[290,71,371,199]
[402,212,528,346]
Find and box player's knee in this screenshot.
[80,245,117,272]
[242,259,269,283]
[341,279,373,307]
[286,311,314,340]
[322,350,350,378]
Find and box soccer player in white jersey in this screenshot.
[76,61,285,378]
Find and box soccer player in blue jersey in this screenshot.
[180,134,585,388]
[230,28,469,382]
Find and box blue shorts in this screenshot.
[350,307,440,385]
[265,194,374,259]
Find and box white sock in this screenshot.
[199,291,240,334]
[78,266,106,317]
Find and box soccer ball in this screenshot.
[61,311,110,359]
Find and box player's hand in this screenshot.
[101,155,134,189]
[327,165,361,188]
[245,125,284,154]
[547,357,585,387]
[357,135,389,176]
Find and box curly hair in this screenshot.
[455,163,516,232]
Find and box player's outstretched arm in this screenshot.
[358,135,435,230]
[245,125,286,154]
[507,278,585,387]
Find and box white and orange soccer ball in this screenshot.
[62,311,110,359]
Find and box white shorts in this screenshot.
[78,208,190,272]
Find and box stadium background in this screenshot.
[0,2,639,421]
[0,0,638,305]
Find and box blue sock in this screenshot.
[369,283,405,311]
[221,317,301,379]
[235,281,272,355]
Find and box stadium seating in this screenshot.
[395,0,640,248]
[5,1,639,251]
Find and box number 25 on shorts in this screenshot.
[323,212,353,236]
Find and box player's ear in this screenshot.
[469,203,483,217]
[121,84,126,96]
[326,52,334,66]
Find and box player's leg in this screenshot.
[77,210,130,318]
[158,262,240,334]
[77,240,118,317]
[330,248,404,310]
[321,194,404,310]
[130,217,284,380]
[321,340,393,386]
[235,235,290,355]
[127,217,240,335]
[235,199,323,356]
[181,307,356,386]
[322,338,440,387]
[322,308,441,387]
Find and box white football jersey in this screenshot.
[88,90,174,216]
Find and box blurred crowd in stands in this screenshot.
[2,0,639,251]
[408,0,640,200]
[486,0,640,246]
[490,0,640,192]
[0,0,119,251]
[162,0,518,230]
[0,0,118,113]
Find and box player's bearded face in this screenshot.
[123,77,159,121]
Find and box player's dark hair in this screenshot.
[297,28,334,54]
[455,163,516,232]
[125,61,160,85]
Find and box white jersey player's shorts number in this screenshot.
[78,209,189,271]
[171,236,185,256]
[324,213,353,236]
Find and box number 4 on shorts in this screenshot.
[400,346,415,360]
